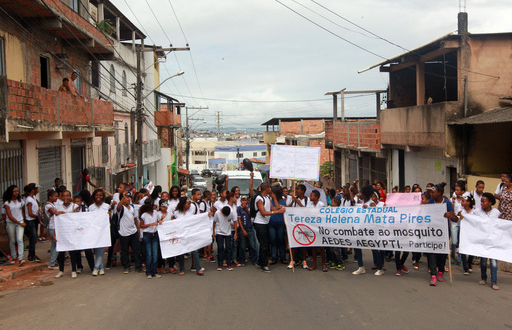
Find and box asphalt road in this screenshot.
[1,250,512,330]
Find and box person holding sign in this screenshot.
[54,190,79,279]
[254,183,285,274]
[457,194,475,275]
[88,189,110,276]
[473,193,501,290]
[427,183,456,286]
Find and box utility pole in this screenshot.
[135,44,190,189]
[216,111,221,141]
[185,106,208,173]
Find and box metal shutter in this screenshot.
[0,148,24,202]
[38,147,61,203]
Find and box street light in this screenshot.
[142,70,184,101]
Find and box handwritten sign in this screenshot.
[55,211,111,251]
[270,145,320,180]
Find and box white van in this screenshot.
[222,170,263,195]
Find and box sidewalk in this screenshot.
[0,237,52,283]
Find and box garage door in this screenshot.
[38,147,62,203]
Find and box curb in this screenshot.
[0,263,49,281]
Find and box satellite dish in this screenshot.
[242,158,254,172]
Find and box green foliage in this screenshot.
[320,161,334,177]
[96,19,114,35]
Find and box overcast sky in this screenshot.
[111,0,510,132]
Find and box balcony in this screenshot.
[380,101,460,148]
[5,78,114,135]
[325,119,380,151]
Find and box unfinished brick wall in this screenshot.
[332,121,381,150]
[280,119,327,136]
[7,79,113,126]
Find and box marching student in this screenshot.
[167,186,181,214]
[213,205,237,272]
[139,198,162,279]
[269,185,287,265]
[499,174,512,221]
[427,183,457,286]
[187,189,205,273]
[451,182,470,265]
[237,195,258,266]
[472,180,485,211]
[474,193,501,290]
[117,193,143,274]
[24,183,41,263]
[352,185,378,276]
[73,194,95,273]
[199,190,214,263]
[308,190,328,272]
[44,190,64,270]
[3,185,26,266]
[88,189,111,276]
[458,194,476,275]
[54,190,79,278]
[289,184,309,269]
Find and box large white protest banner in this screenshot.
[459,214,512,263]
[284,204,449,253]
[270,145,320,181]
[55,211,111,252]
[157,213,212,259]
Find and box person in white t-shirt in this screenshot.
[253,183,285,273]
[45,190,64,270]
[139,198,162,279]
[309,190,328,272]
[494,173,507,200]
[24,183,41,262]
[54,190,79,278]
[167,186,181,214]
[451,182,471,265]
[88,189,111,276]
[213,205,237,271]
[472,180,485,211]
[3,185,26,266]
[282,187,293,207]
[116,193,142,274]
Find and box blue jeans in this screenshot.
[216,234,232,267]
[354,248,364,267]
[231,231,237,261]
[6,222,24,260]
[191,250,202,271]
[480,258,498,285]
[450,221,460,258]
[238,227,258,264]
[94,247,106,270]
[143,232,159,276]
[25,220,38,259]
[269,223,286,262]
[48,229,58,266]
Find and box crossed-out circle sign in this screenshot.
[292,224,316,246]
[169,236,179,244]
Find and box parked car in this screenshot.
[193,176,207,188]
[201,169,213,177]
[214,168,223,176]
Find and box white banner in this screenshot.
[284,204,450,253]
[459,214,512,263]
[270,145,320,181]
[157,213,212,259]
[55,211,111,252]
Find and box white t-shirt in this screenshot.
[173,208,196,219]
[472,190,483,210]
[141,212,158,234]
[293,196,308,207]
[112,193,121,204]
[311,201,325,208]
[44,202,57,230]
[495,183,506,195]
[341,198,353,207]
[25,196,39,221]
[253,195,271,225]
[157,211,172,222]
[285,195,293,207]
[167,198,179,213]
[213,199,229,212]
[236,196,242,207]
[213,209,236,235]
[199,200,211,214]
[4,199,24,223]
[139,196,148,205]
[56,203,78,214]
[89,202,110,212]
[118,205,137,237]
[474,207,501,218]
[55,199,63,206]
[454,192,471,214]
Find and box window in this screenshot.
[70,0,79,13]
[0,38,5,76]
[40,56,50,89]
[101,137,108,163]
[121,70,127,96]
[253,152,257,157]
[124,123,129,144]
[262,151,266,156]
[109,65,116,93]
[236,153,243,158]
[91,61,100,87]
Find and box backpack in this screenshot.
[294,196,308,207]
[111,205,125,232]
[191,202,199,215]
[249,192,265,218]
[39,203,51,227]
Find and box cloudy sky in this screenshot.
[111,0,510,132]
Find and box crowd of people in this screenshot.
[1,171,511,289]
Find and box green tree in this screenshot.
[320,161,333,178]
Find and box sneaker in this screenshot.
[216,267,222,271]
[54,271,64,278]
[375,269,385,276]
[437,272,445,282]
[48,265,59,270]
[222,262,227,267]
[18,259,25,266]
[154,274,162,278]
[76,268,83,274]
[147,275,152,279]
[287,261,294,269]
[123,268,130,274]
[352,267,366,275]
[71,272,77,278]
[237,263,245,267]
[208,256,216,263]
[401,265,409,274]
[92,269,99,276]
[28,256,34,262]
[232,261,239,266]
[413,262,419,270]
[302,261,308,269]
[395,269,402,276]
[33,256,41,262]
[329,262,337,269]
[463,271,470,276]
[262,266,271,273]
[227,266,234,271]
[99,269,105,275]
[430,275,438,286]
[336,264,345,271]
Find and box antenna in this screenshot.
[459,0,466,12]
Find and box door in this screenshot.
[38,147,61,203]
[71,146,84,192]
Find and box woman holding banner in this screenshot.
[139,198,163,279]
[55,190,79,278]
[88,189,111,276]
[458,195,475,275]
[427,183,457,286]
